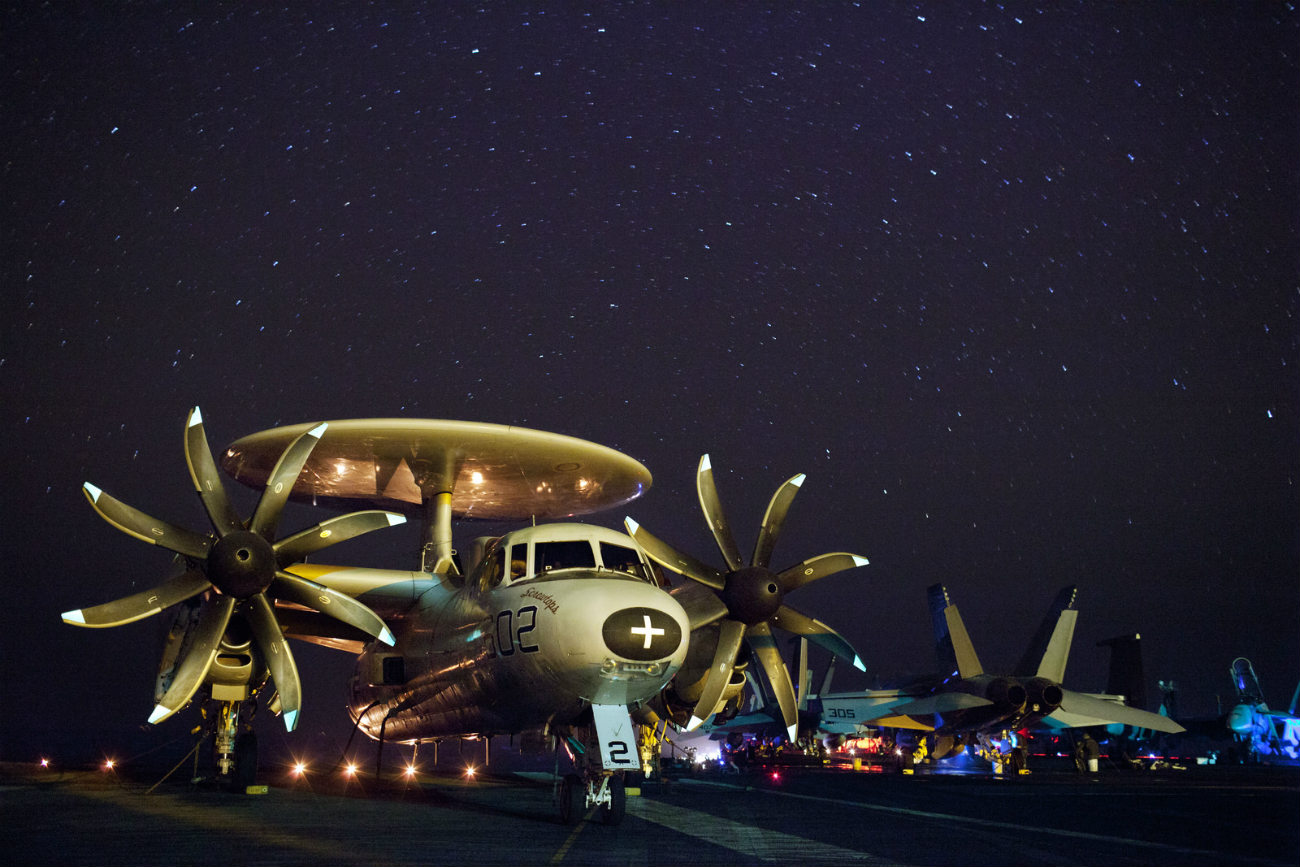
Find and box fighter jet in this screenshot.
[819,584,1185,762]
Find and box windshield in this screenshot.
[535,540,597,574]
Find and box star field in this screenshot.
[2,3,1296,752]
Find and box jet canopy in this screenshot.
[468,524,664,590]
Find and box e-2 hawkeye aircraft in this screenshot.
[62,409,866,823]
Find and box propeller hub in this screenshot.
[722,566,784,625]
[207,530,276,599]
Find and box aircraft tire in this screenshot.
[231,732,258,791]
[600,774,626,826]
[559,773,584,825]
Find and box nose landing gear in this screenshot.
[559,771,626,825]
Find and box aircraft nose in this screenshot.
[602,607,684,661]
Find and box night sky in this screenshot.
[4,3,1296,760]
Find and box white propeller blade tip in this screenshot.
[380,626,396,647]
[307,422,328,439]
[188,407,203,427]
[699,454,712,472]
[686,715,704,731]
[852,555,869,567]
[62,609,85,624]
[83,482,103,502]
[386,513,407,526]
[283,709,299,731]
[853,655,866,672]
[148,705,173,725]
[624,517,640,533]
[791,474,806,487]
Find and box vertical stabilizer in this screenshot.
[796,637,811,710]
[1098,634,1147,709]
[1014,586,1077,677]
[928,584,957,672]
[819,657,837,697]
[1034,608,1077,682]
[944,604,984,679]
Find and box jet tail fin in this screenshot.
[1097,633,1148,710]
[819,657,837,697]
[796,637,811,710]
[944,605,984,679]
[1013,585,1077,678]
[928,583,983,678]
[928,583,957,672]
[1035,607,1077,683]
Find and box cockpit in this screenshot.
[468,523,665,591]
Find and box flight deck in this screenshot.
[4,760,1295,866]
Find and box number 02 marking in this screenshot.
[495,605,540,656]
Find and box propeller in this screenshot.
[63,407,406,731]
[625,454,868,740]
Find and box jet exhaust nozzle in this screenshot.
[987,678,1028,711]
[1025,677,1064,713]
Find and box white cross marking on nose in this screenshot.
[630,614,666,650]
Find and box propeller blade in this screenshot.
[695,455,743,572]
[270,572,395,646]
[687,619,747,729]
[148,595,235,725]
[747,622,799,740]
[776,552,869,593]
[624,518,725,590]
[244,593,302,731]
[249,422,328,540]
[669,580,731,630]
[184,406,243,536]
[752,473,805,569]
[63,568,212,628]
[769,604,866,671]
[274,510,407,566]
[82,483,211,560]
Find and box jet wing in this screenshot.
[1046,689,1186,733]
[884,692,994,718]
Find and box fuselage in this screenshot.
[343,523,690,743]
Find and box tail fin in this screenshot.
[819,656,837,697]
[928,583,957,672]
[1014,586,1078,679]
[928,583,984,679]
[1097,633,1147,709]
[796,637,811,710]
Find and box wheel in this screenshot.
[600,774,626,826]
[559,773,584,825]
[231,731,258,791]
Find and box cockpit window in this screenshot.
[535,540,596,573]
[600,542,654,582]
[508,544,528,581]
[472,538,507,592]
